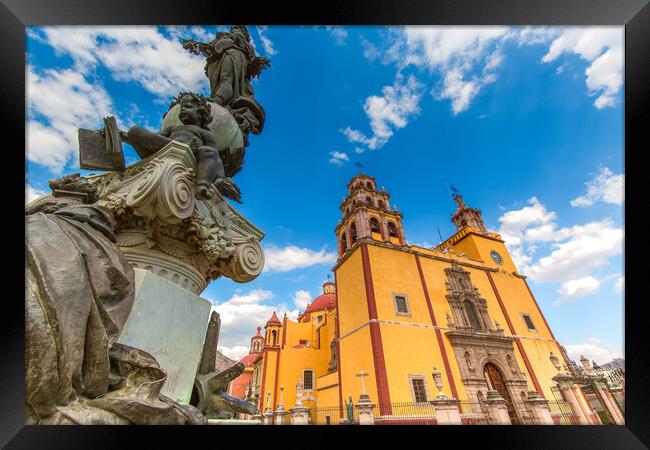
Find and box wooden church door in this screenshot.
[483,363,518,422]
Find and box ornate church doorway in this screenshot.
[483,363,518,422]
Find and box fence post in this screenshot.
[485,390,511,425]
[430,396,461,425]
[524,391,554,424]
[356,394,375,425]
[552,372,590,424]
[289,406,310,425]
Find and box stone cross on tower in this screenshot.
[356,370,369,395]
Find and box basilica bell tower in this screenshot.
[335,174,406,258]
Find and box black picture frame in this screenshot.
[4,0,647,447]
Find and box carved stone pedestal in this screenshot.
[357,394,375,425]
[262,409,274,425]
[431,396,462,425]
[485,390,512,424]
[290,405,311,425]
[524,391,554,425]
[90,141,265,293]
[274,408,289,425]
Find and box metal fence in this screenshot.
[303,398,577,425]
[374,401,437,425]
[311,405,344,425]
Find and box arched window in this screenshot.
[340,233,348,255]
[370,217,380,233]
[366,196,372,205]
[464,299,483,331]
[350,222,358,242]
[377,200,385,210]
[387,222,398,238]
[366,181,373,189]
[271,330,277,346]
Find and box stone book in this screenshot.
[78,115,125,171]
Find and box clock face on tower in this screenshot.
[490,250,503,265]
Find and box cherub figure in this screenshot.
[124,92,241,202]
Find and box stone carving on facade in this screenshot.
[443,264,529,419]
[444,263,494,333]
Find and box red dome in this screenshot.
[304,293,337,314]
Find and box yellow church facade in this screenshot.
[253,174,599,425]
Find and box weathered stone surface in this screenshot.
[162,100,244,176]
[118,268,212,404]
[25,195,205,425]
[86,141,265,293]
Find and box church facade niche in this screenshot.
[444,263,529,420]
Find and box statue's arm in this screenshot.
[181,39,214,58]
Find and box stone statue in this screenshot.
[181,25,269,146]
[124,92,241,203]
[192,312,258,418]
[345,396,354,422]
[193,362,258,419]
[25,179,205,425]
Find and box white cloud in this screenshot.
[39,26,207,98]
[497,197,558,247]
[27,67,116,173]
[402,27,509,114]
[541,28,623,109]
[513,27,559,46]
[615,275,624,292]
[342,74,424,150]
[526,219,623,283]
[329,151,350,166]
[555,276,601,304]
[497,196,623,284]
[164,25,216,43]
[25,184,46,205]
[563,337,623,365]
[210,289,299,361]
[347,27,621,147]
[256,26,276,56]
[263,244,337,272]
[438,67,480,114]
[218,345,249,361]
[571,166,624,207]
[325,26,348,46]
[293,290,312,310]
[361,37,380,62]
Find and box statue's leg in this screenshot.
[126,126,172,159]
[195,146,225,200]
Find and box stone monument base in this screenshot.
[118,268,212,404]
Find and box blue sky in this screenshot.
[26,26,624,364]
